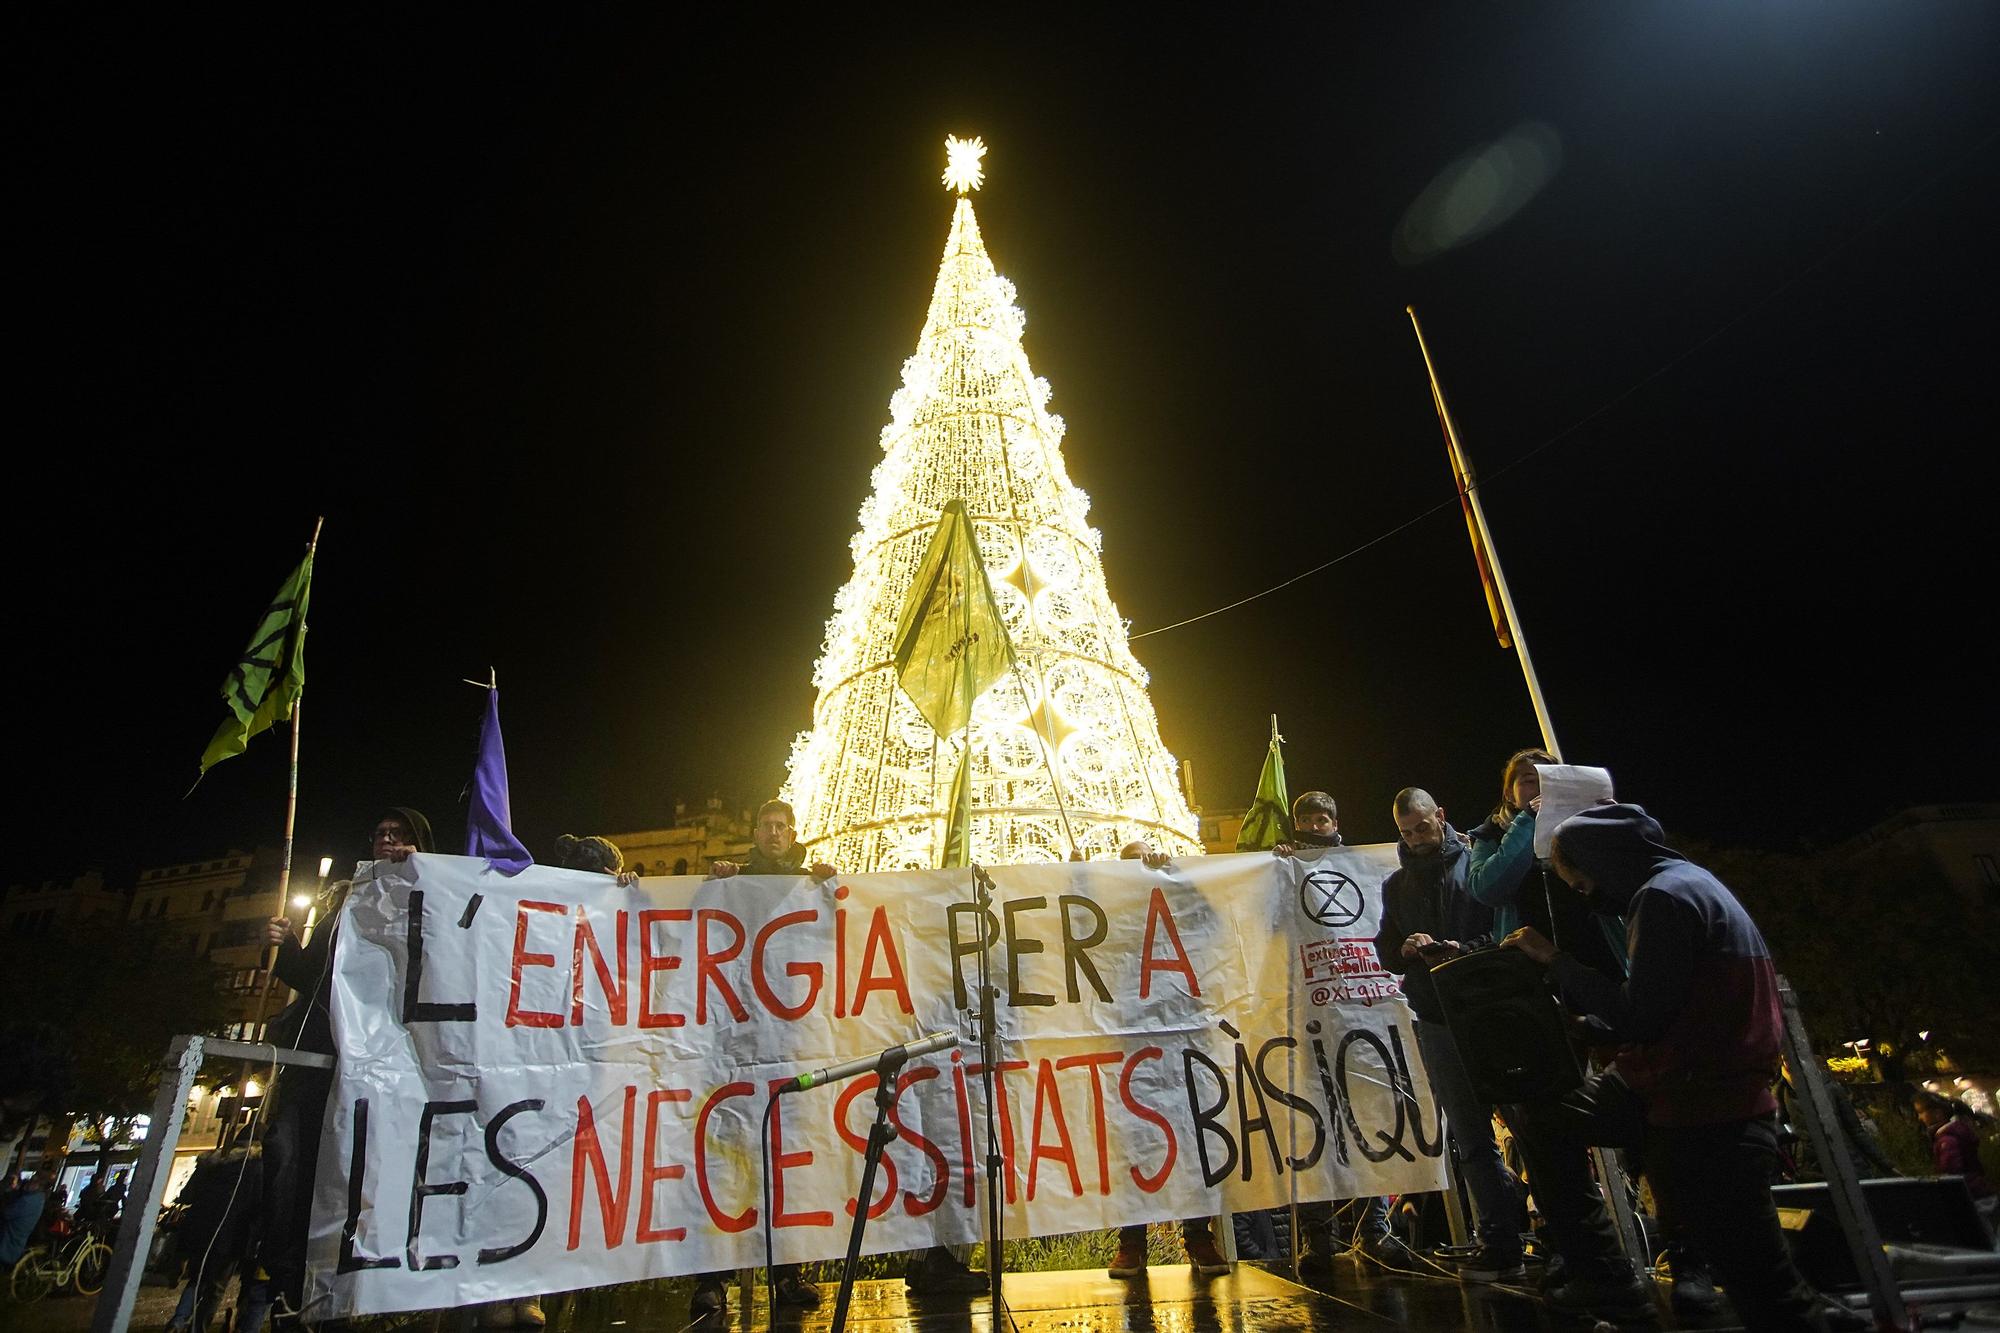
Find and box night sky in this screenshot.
[12,7,1997,886]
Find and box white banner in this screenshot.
[306,847,1446,1316]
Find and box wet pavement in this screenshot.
[8,1257,1797,1333]
[532,1255,1738,1333]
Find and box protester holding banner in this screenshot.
[554,833,636,883]
[1270,789,1341,857]
[1108,840,1230,1281]
[1371,787,1526,1283]
[1502,803,1824,1329]
[692,801,834,1312]
[1270,790,1408,1275]
[261,807,432,1318]
[708,799,836,883]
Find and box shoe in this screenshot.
[1668,1263,1720,1316]
[511,1299,545,1329]
[1456,1244,1527,1284]
[773,1273,822,1309]
[1545,1266,1657,1321]
[1108,1239,1147,1279]
[1359,1233,1417,1268]
[1185,1231,1230,1277]
[906,1247,988,1295]
[1296,1244,1335,1279]
[1536,1252,1568,1293]
[690,1277,725,1316]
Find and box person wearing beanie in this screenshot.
[1502,803,1823,1330]
[258,807,434,1322]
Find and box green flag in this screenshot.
[1234,715,1289,851]
[942,744,974,868]
[199,548,314,775]
[892,499,1015,739]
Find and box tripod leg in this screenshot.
[830,1076,900,1333]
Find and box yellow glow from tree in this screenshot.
[782,143,1202,871]
[942,135,986,194]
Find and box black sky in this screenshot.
[10,6,1998,885]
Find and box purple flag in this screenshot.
[466,687,533,875]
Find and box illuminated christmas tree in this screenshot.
[783,138,1202,871]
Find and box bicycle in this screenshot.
[9,1225,113,1302]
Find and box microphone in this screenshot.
[777,1030,959,1094]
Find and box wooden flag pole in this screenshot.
[235,516,323,1138]
[1406,315,1654,1266]
[1406,307,1562,758]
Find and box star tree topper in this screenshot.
[943,135,986,194]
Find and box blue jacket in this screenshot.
[0,1187,45,1265]
[1468,810,1629,981]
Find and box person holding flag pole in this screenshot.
[189,518,319,1128]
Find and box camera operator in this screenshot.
[1502,803,1823,1330]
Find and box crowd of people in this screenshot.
[1124,749,1855,1329]
[118,750,1989,1332]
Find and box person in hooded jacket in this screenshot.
[163,1146,263,1333]
[1915,1092,1994,1223]
[1371,787,1525,1282]
[1501,803,1824,1330]
[258,806,434,1321]
[1473,754,1726,1311]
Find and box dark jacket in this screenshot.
[176,1148,263,1272]
[1372,826,1492,1023]
[1546,803,1783,1128]
[743,842,810,875]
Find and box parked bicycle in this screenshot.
[9,1218,112,1302]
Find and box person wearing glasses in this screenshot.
[257,808,433,1322]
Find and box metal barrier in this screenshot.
[89,1035,333,1333]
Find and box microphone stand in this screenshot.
[971,863,1005,1333]
[829,1048,911,1333]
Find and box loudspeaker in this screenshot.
[1429,947,1582,1104]
[1771,1177,1993,1291]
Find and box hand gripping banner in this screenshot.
[306,848,1446,1316]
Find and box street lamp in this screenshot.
[298,856,334,945]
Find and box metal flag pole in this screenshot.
[235,515,323,1133]
[1407,307,1561,757]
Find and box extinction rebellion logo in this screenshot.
[1299,868,1363,929]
